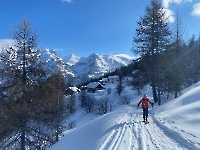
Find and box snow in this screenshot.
[66,86,79,92]
[48,82,200,150]
[62,54,80,66]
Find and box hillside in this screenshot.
[48,82,200,150]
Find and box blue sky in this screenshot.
[0,0,200,58]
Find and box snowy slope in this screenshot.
[48,82,200,150]
[154,82,200,144]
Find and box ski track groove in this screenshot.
[108,125,123,150]
[133,109,190,150]
[129,124,138,150]
[143,117,186,150]
[98,109,139,150]
[98,129,117,150]
[134,113,144,150]
[152,115,200,150]
[98,106,199,150]
[112,124,127,150]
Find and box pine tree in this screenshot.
[132,0,171,103]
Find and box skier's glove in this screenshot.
[152,103,154,107]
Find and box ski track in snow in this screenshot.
[97,107,198,150]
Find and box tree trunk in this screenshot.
[157,86,161,105]
[152,81,157,103]
[20,121,26,150]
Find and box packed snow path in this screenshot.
[97,105,199,150]
[49,104,200,150]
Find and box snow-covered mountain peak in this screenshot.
[0,39,133,84]
[62,54,80,66]
[70,53,133,82]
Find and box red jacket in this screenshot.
[138,98,153,108]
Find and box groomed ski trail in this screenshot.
[97,106,198,150]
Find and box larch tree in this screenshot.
[132,0,171,103]
[184,34,200,85]
[168,10,185,98]
[0,18,39,150]
[0,18,67,150]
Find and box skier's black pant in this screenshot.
[143,108,148,120]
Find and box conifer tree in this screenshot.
[0,18,67,150]
[184,35,200,84]
[167,10,185,98]
[132,0,171,103]
[0,18,39,150]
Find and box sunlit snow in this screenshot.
[48,82,200,150]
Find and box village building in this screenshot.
[65,87,80,96]
[86,82,104,92]
[99,78,108,85]
[108,75,119,83]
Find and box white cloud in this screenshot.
[192,2,200,17]
[162,0,192,22]
[61,0,73,4]
[0,39,15,51]
[163,0,192,8]
[163,8,175,22]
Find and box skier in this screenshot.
[137,94,153,123]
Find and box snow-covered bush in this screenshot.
[94,97,109,115]
[118,95,130,105]
[67,120,76,130]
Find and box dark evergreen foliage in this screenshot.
[132,0,171,103]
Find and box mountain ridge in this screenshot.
[62,53,133,84]
[0,40,133,84]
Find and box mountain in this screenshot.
[62,54,80,66]
[0,40,133,84]
[63,53,133,83]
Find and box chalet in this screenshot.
[102,78,108,82]
[65,87,80,96]
[80,85,87,91]
[108,75,119,83]
[99,78,108,85]
[86,82,104,92]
